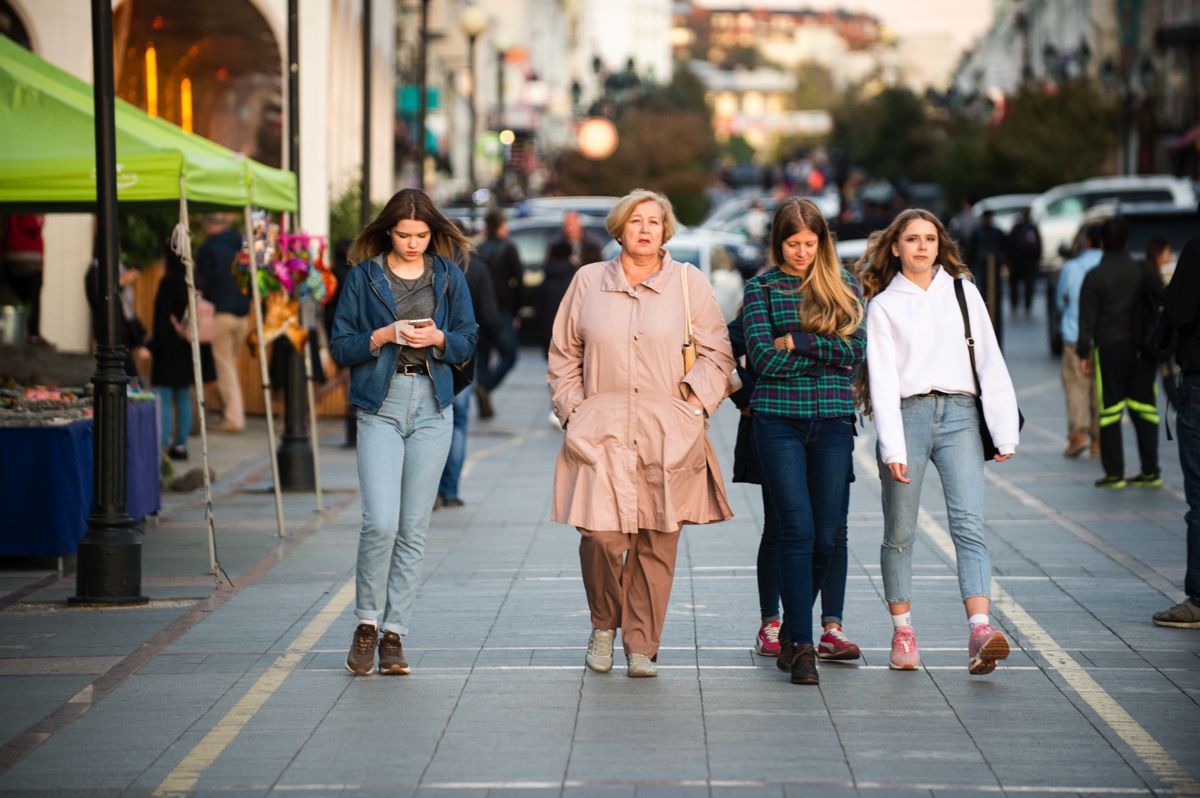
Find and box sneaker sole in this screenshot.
[627,669,658,677]
[1130,483,1163,488]
[345,661,374,675]
[790,673,819,685]
[888,660,919,670]
[1153,619,1200,628]
[754,642,781,656]
[968,633,1010,675]
[585,657,614,673]
[378,663,411,675]
[1097,482,1127,489]
[818,646,862,661]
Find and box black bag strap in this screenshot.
[953,278,985,399]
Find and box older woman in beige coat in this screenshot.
[548,189,735,678]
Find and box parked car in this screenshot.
[1044,201,1200,355]
[700,190,840,240]
[834,237,871,269]
[506,214,612,337]
[1031,175,1196,267]
[973,193,1040,234]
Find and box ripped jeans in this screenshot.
[878,393,991,606]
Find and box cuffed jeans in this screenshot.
[1178,375,1200,605]
[879,394,991,605]
[757,472,852,627]
[753,414,854,646]
[355,374,453,635]
[437,385,472,500]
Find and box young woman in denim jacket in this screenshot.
[331,189,477,676]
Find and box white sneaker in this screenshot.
[626,652,657,677]
[585,629,614,673]
[548,410,563,430]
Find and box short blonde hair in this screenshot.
[605,189,677,246]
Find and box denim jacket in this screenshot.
[330,254,477,412]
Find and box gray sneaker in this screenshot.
[626,652,658,678]
[1153,600,1200,628]
[345,623,377,675]
[585,629,615,673]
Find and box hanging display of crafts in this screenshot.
[237,215,337,356]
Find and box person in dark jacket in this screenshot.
[537,241,575,356]
[727,310,860,665]
[196,214,249,432]
[437,241,501,507]
[965,211,1007,344]
[1006,208,1042,315]
[473,208,524,418]
[1151,235,1200,628]
[1077,216,1160,488]
[547,210,604,269]
[151,246,198,460]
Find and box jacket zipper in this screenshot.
[367,265,400,408]
[369,260,451,409]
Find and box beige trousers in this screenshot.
[579,527,680,659]
[1061,347,1099,439]
[212,312,249,427]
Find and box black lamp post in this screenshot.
[71,0,147,606]
[279,0,316,490]
[362,0,373,229]
[415,0,430,190]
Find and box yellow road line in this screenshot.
[460,430,549,479]
[153,580,355,798]
[852,443,1200,795]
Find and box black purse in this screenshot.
[953,278,1023,461]
[451,357,473,396]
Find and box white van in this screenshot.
[1031,175,1196,267]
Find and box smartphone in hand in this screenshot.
[409,318,433,328]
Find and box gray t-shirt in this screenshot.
[383,254,436,369]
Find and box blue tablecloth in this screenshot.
[0,399,161,556]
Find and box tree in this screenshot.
[832,86,939,182]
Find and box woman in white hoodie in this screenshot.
[860,209,1020,675]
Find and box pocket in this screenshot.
[562,395,603,466]
[952,394,977,408]
[900,396,920,410]
[665,397,707,470]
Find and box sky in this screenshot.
[694,0,996,57]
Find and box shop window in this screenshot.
[113,0,282,167]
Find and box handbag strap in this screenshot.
[953,278,985,399]
[680,263,694,346]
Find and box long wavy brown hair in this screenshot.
[771,198,862,337]
[854,209,972,415]
[349,188,471,266]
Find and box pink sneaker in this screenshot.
[889,626,920,670]
[968,624,1010,674]
[754,620,781,656]
[818,627,861,660]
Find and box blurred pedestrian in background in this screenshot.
[947,198,978,248]
[1056,224,1103,458]
[538,241,575,356]
[1006,208,1042,316]
[437,228,500,509]
[743,199,768,244]
[1077,216,1160,489]
[151,245,205,460]
[549,210,603,269]
[965,210,1007,344]
[473,208,523,419]
[1143,237,1180,408]
[196,213,249,433]
[0,214,44,342]
[549,190,733,679]
[1151,235,1200,629]
[85,239,147,381]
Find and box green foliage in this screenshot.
[793,63,838,111]
[833,87,939,182]
[721,134,756,163]
[329,180,383,249]
[118,207,179,268]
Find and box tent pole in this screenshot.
[173,180,219,576]
[245,204,287,538]
[303,301,323,512]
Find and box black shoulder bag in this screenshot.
[953,278,1023,461]
[448,257,474,396]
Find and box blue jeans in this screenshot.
[879,393,991,605]
[477,312,519,391]
[438,384,473,500]
[753,414,854,646]
[155,386,191,448]
[355,374,453,635]
[1178,374,1200,604]
[757,473,852,626]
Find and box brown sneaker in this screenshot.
[345,623,377,675]
[1063,431,1088,458]
[1153,600,1200,629]
[1089,438,1101,458]
[378,630,411,674]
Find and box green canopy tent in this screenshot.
[0,34,304,569]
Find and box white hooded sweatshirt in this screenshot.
[866,266,1020,465]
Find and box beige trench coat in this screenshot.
[548,254,736,534]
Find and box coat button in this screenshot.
[634,387,638,393]
[634,335,639,341]
[694,409,702,415]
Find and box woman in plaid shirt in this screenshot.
[742,198,866,685]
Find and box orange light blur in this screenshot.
[144,46,158,117]
[180,78,193,132]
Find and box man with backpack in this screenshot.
[1076,216,1160,489]
[1151,234,1200,628]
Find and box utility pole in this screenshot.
[72,0,146,606]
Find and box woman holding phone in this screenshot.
[331,189,477,676]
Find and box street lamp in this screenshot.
[459,6,489,225]
[492,27,514,199]
[577,116,618,195]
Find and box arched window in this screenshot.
[0,1,32,50]
[113,0,282,167]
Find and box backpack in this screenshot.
[1132,261,1169,364]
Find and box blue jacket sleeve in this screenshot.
[431,263,477,365]
[329,268,378,367]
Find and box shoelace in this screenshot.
[762,624,780,644]
[895,631,915,653]
[591,632,613,657]
[355,626,377,656]
[825,628,848,643]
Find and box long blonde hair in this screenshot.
[770,198,862,337]
[854,209,972,415]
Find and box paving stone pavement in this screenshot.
[0,295,1198,797]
